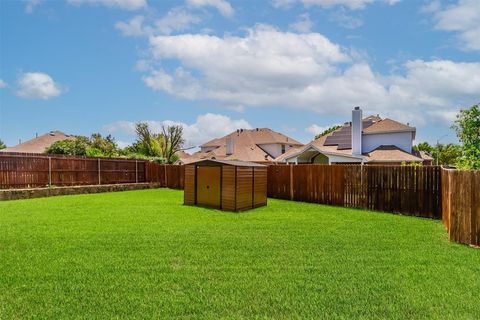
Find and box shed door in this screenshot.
[196,166,221,208]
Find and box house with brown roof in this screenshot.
[0,131,73,154]
[178,128,303,164]
[277,107,431,165]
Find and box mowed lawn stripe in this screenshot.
[1,189,479,319]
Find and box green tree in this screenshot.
[452,103,480,169]
[314,125,342,140]
[45,134,120,157]
[162,125,185,164]
[88,133,118,157]
[132,122,163,157]
[413,142,433,154]
[128,122,185,163]
[45,136,90,156]
[435,144,462,166]
[413,142,461,166]
[0,139,6,150]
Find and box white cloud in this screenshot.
[138,24,480,126]
[0,79,7,88]
[329,8,363,29]
[289,13,314,33]
[15,72,63,100]
[272,0,399,10]
[186,0,234,17]
[115,8,201,37]
[305,124,329,136]
[429,0,480,51]
[25,0,41,13]
[155,7,201,35]
[103,113,251,148]
[67,0,147,11]
[115,15,149,36]
[116,140,131,149]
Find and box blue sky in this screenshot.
[0,0,479,149]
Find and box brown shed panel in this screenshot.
[236,167,254,211]
[184,165,196,205]
[221,165,236,211]
[183,159,266,212]
[196,166,221,208]
[253,167,267,207]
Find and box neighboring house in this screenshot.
[178,128,303,164]
[174,150,191,162]
[0,131,73,154]
[277,107,431,165]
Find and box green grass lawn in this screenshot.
[1,189,479,319]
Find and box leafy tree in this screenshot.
[128,122,185,163]
[45,136,90,155]
[45,134,119,157]
[132,122,163,157]
[413,142,433,154]
[452,103,480,169]
[89,133,118,157]
[0,139,6,150]
[314,125,342,140]
[435,144,462,166]
[413,142,461,166]
[162,125,185,164]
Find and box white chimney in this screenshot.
[226,136,234,155]
[352,106,363,155]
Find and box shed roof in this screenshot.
[186,159,266,167]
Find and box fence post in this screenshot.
[135,160,138,183]
[97,158,101,185]
[48,157,52,187]
[289,164,294,200]
[164,164,168,187]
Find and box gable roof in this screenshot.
[275,114,418,163]
[0,131,74,154]
[363,118,415,135]
[364,145,423,163]
[303,115,414,154]
[200,128,302,148]
[183,128,303,164]
[180,143,274,164]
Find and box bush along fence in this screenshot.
[0,153,184,190]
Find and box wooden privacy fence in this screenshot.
[2,154,479,246]
[268,164,442,219]
[0,154,184,189]
[145,162,184,189]
[442,168,480,246]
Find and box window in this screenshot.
[281,144,286,154]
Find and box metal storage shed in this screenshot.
[184,159,267,211]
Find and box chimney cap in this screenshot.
[354,106,360,110]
